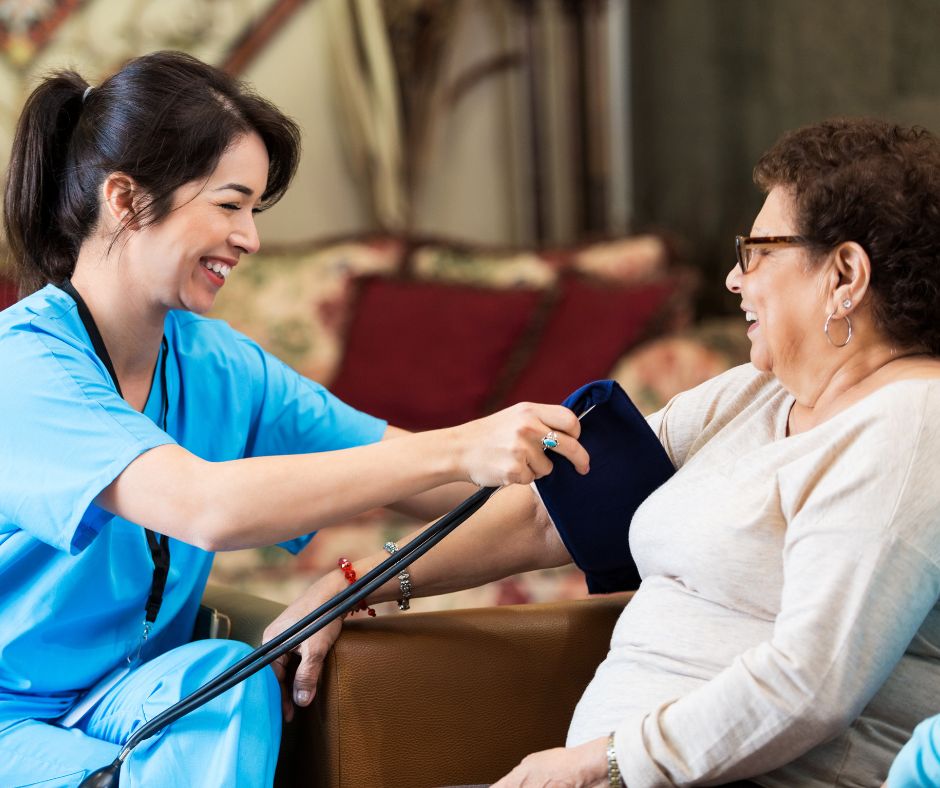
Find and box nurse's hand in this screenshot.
[262,570,348,722]
[447,403,589,488]
[491,737,609,788]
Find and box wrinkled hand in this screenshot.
[261,570,348,722]
[452,403,590,489]
[491,738,609,788]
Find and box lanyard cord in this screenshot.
[58,280,171,629]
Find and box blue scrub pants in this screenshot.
[0,639,281,787]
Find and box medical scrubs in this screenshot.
[0,285,386,786]
[889,714,940,787]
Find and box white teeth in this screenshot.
[745,311,757,322]
[201,261,232,280]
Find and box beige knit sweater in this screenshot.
[566,364,940,788]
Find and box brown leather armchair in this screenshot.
[201,584,628,788]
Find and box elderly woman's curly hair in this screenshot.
[754,118,940,356]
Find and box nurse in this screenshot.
[885,714,940,787]
[0,51,588,786]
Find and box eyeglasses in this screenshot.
[734,235,809,273]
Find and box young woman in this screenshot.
[0,51,587,787]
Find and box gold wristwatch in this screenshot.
[607,731,623,787]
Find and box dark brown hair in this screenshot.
[753,117,940,355]
[3,50,301,296]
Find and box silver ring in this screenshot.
[541,431,559,450]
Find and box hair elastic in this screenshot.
[82,86,93,103]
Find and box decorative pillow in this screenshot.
[571,234,671,284]
[496,273,687,409]
[0,274,17,310]
[409,244,557,289]
[329,276,545,430]
[209,237,403,383]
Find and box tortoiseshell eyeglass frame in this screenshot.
[734,235,809,273]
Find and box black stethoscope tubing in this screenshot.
[80,484,498,786]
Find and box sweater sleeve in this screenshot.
[616,386,940,786]
[647,363,774,469]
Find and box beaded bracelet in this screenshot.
[337,557,376,617]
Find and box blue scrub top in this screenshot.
[0,285,386,727]
[888,714,940,787]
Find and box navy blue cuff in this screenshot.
[535,380,675,593]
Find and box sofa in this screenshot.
[203,585,761,788]
[201,583,629,788]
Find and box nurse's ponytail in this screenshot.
[3,51,300,297]
[3,71,92,296]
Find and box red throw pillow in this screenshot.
[0,274,17,310]
[330,276,545,431]
[496,274,682,408]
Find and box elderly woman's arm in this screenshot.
[262,482,574,715]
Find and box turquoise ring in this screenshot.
[541,431,559,450]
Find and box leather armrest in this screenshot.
[295,593,630,788]
[201,582,286,646]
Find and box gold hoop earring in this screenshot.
[824,311,852,348]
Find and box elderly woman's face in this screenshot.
[726,187,829,377]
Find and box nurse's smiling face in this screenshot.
[123,132,270,315]
[725,186,831,378]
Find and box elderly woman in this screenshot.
[269,116,940,788]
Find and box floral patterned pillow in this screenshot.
[410,233,672,289]
[209,237,404,384]
[410,245,557,289]
[571,234,672,284]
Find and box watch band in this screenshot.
[607,730,623,787]
[383,541,412,610]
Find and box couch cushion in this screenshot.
[495,273,687,408]
[299,594,630,788]
[329,276,545,430]
[209,237,404,384]
[0,274,18,310]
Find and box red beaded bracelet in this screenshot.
[338,557,376,617]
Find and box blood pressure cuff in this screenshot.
[535,380,675,593]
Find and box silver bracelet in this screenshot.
[607,731,623,787]
[383,541,412,610]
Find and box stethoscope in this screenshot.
[79,483,498,787]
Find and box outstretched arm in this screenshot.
[379,425,478,522]
[263,481,572,716]
[97,402,589,552]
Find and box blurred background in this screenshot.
[1,0,938,609]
